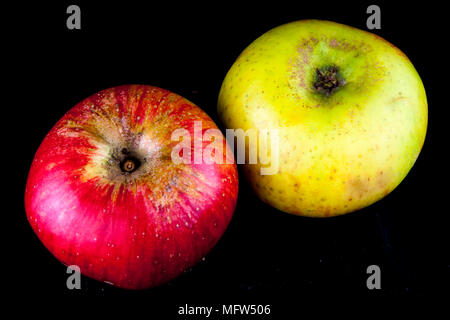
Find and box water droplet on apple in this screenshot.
[136,255,140,259]
[176,224,180,228]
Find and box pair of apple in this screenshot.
[25,20,427,289]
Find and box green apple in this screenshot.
[218,20,427,217]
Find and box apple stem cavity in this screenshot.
[313,65,346,97]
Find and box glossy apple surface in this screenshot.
[25,85,238,289]
[218,20,427,217]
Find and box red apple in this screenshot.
[24,85,238,289]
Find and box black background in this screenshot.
[9,0,448,312]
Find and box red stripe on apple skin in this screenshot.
[24,85,238,289]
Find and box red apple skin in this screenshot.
[25,85,238,290]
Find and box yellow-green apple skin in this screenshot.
[217,20,427,217]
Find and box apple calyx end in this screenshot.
[121,158,139,173]
[313,65,345,97]
[118,148,141,173]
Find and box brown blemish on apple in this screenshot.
[389,96,407,105]
[288,38,320,89]
[348,177,369,200]
[329,39,338,48]
[328,38,364,52]
[346,169,391,204]
[310,36,319,44]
